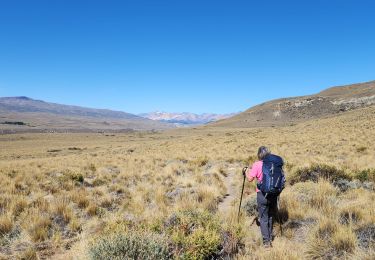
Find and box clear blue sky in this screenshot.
[0,0,374,114]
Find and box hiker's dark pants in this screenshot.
[257,192,278,243]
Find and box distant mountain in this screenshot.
[210,80,375,128]
[139,111,237,126]
[0,97,174,133]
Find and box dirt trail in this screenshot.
[218,166,263,249]
[218,166,240,215]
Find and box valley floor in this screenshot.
[0,106,374,259]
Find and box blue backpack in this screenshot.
[257,154,286,196]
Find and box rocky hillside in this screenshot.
[0,97,174,133]
[210,80,375,128]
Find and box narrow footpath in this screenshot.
[218,166,239,216]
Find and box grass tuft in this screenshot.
[0,214,13,236]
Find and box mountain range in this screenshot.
[0,97,172,133]
[139,111,237,126]
[1,80,374,133]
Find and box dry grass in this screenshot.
[0,214,13,236]
[0,106,374,259]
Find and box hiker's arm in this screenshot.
[247,161,263,182]
[246,168,255,182]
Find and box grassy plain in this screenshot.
[0,106,374,259]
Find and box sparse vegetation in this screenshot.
[356,146,368,153]
[89,232,170,260]
[0,105,374,259]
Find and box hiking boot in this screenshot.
[255,217,260,226]
[263,241,272,248]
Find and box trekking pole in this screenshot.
[237,167,247,223]
[277,196,283,236]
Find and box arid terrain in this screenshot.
[212,81,375,128]
[2,0,374,258]
[0,100,374,259]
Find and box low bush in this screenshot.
[355,169,375,182]
[356,146,367,153]
[59,170,84,184]
[195,157,209,167]
[89,232,170,260]
[183,228,221,259]
[243,194,257,216]
[290,164,350,185]
[166,210,222,259]
[92,178,107,186]
[220,231,239,257]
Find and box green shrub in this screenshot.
[355,169,375,182]
[196,157,209,167]
[290,164,351,185]
[166,210,222,259]
[92,178,106,186]
[356,146,367,153]
[220,227,245,258]
[89,232,170,260]
[183,228,221,259]
[72,173,84,183]
[243,194,257,216]
[60,170,84,184]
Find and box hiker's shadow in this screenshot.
[276,206,289,224]
[274,206,289,236]
[252,206,289,227]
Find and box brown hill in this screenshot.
[210,80,375,128]
[0,97,174,133]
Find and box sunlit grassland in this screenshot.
[0,106,374,259]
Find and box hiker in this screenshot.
[242,146,285,247]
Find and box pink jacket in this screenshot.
[246,161,263,192]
